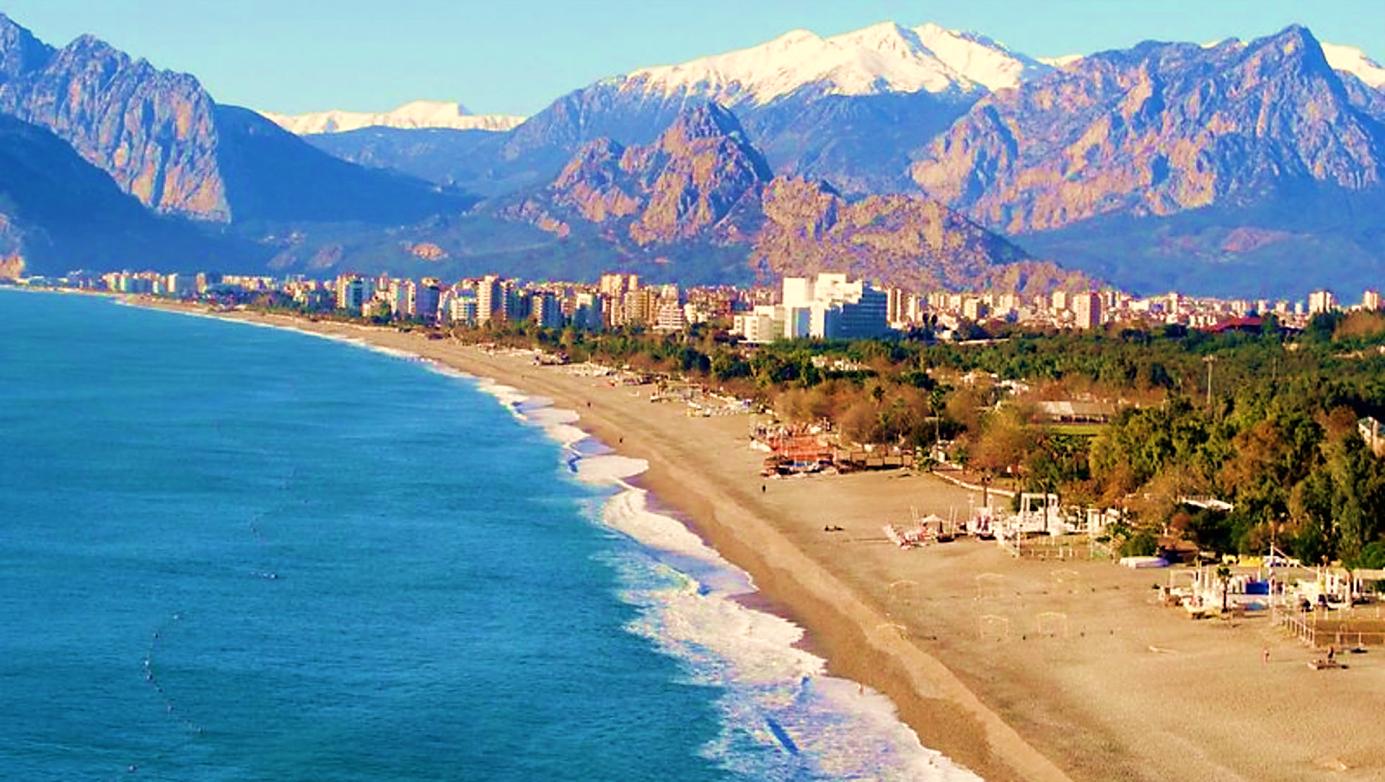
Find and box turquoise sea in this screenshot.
[0,290,976,781]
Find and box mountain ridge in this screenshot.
[0,113,261,278]
[913,26,1385,231]
[0,13,468,225]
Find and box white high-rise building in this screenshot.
[733,305,784,344]
[777,273,890,340]
[449,293,478,325]
[530,291,564,329]
[1073,291,1102,329]
[476,275,502,324]
[1051,290,1069,313]
[390,279,416,318]
[336,275,366,312]
[1308,290,1338,315]
[653,300,689,332]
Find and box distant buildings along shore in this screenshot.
[10,269,1383,340]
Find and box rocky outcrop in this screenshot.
[509,103,1087,293]
[752,177,1079,294]
[0,251,23,279]
[913,26,1385,234]
[517,103,771,246]
[0,113,254,275]
[0,17,229,220]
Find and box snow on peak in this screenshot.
[259,100,526,134]
[911,22,1049,91]
[1322,42,1385,89]
[1038,54,1083,68]
[623,20,1049,106]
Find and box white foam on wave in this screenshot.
[575,454,650,484]
[452,378,981,780]
[601,486,717,565]
[470,380,595,452]
[471,378,530,416]
[520,406,588,448]
[602,487,980,781]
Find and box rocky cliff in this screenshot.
[506,103,1085,293]
[513,103,770,246]
[912,26,1385,233]
[0,13,465,225]
[0,113,257,276]
[0,19,228,220]
[751,178,1077,294]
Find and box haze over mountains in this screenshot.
[0,10,1382,298]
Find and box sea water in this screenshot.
[0,289,977,781]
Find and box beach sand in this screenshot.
[143,304,1385,782]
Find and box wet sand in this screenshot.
[137,302,1385,782]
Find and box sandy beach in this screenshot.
[140,302,1385,782]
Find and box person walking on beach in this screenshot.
[1261,647,1270,665]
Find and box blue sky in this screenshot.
[2,0,1381,116]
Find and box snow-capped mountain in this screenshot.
[321,20,1055,196]
[1322,42,1385,89]
[1041,40,1385,89]
[261,100,525,134]
[622,21,1048,105]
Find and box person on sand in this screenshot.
[1327,645,1336,664]
[1262,647,1270,665]
[761,484,766,493]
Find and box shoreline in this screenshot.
[123,297,1066,782]
[102,296,1385,782]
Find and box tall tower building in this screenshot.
[1073,291,1102,329]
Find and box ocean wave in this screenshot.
[488,387,981,781]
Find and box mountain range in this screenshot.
[494,103,1077,293]
[262,100,525,134]
[0,11,1382,298]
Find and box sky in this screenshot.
[2,0,1382,116]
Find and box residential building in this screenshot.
[530,291,564,329]
[1073,291,1102,329]
[733,305,783,344]
[1308,289,1338,315]
[448,293,479,325]
[573,293,605,331]
[653,300,688,332]
[415,280,442,322]
[336,275,366,312]
[476,275,502,324]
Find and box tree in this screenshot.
[839,400,881,445]
[1216,565,1233,613]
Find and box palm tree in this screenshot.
[1216,565,1233,613]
